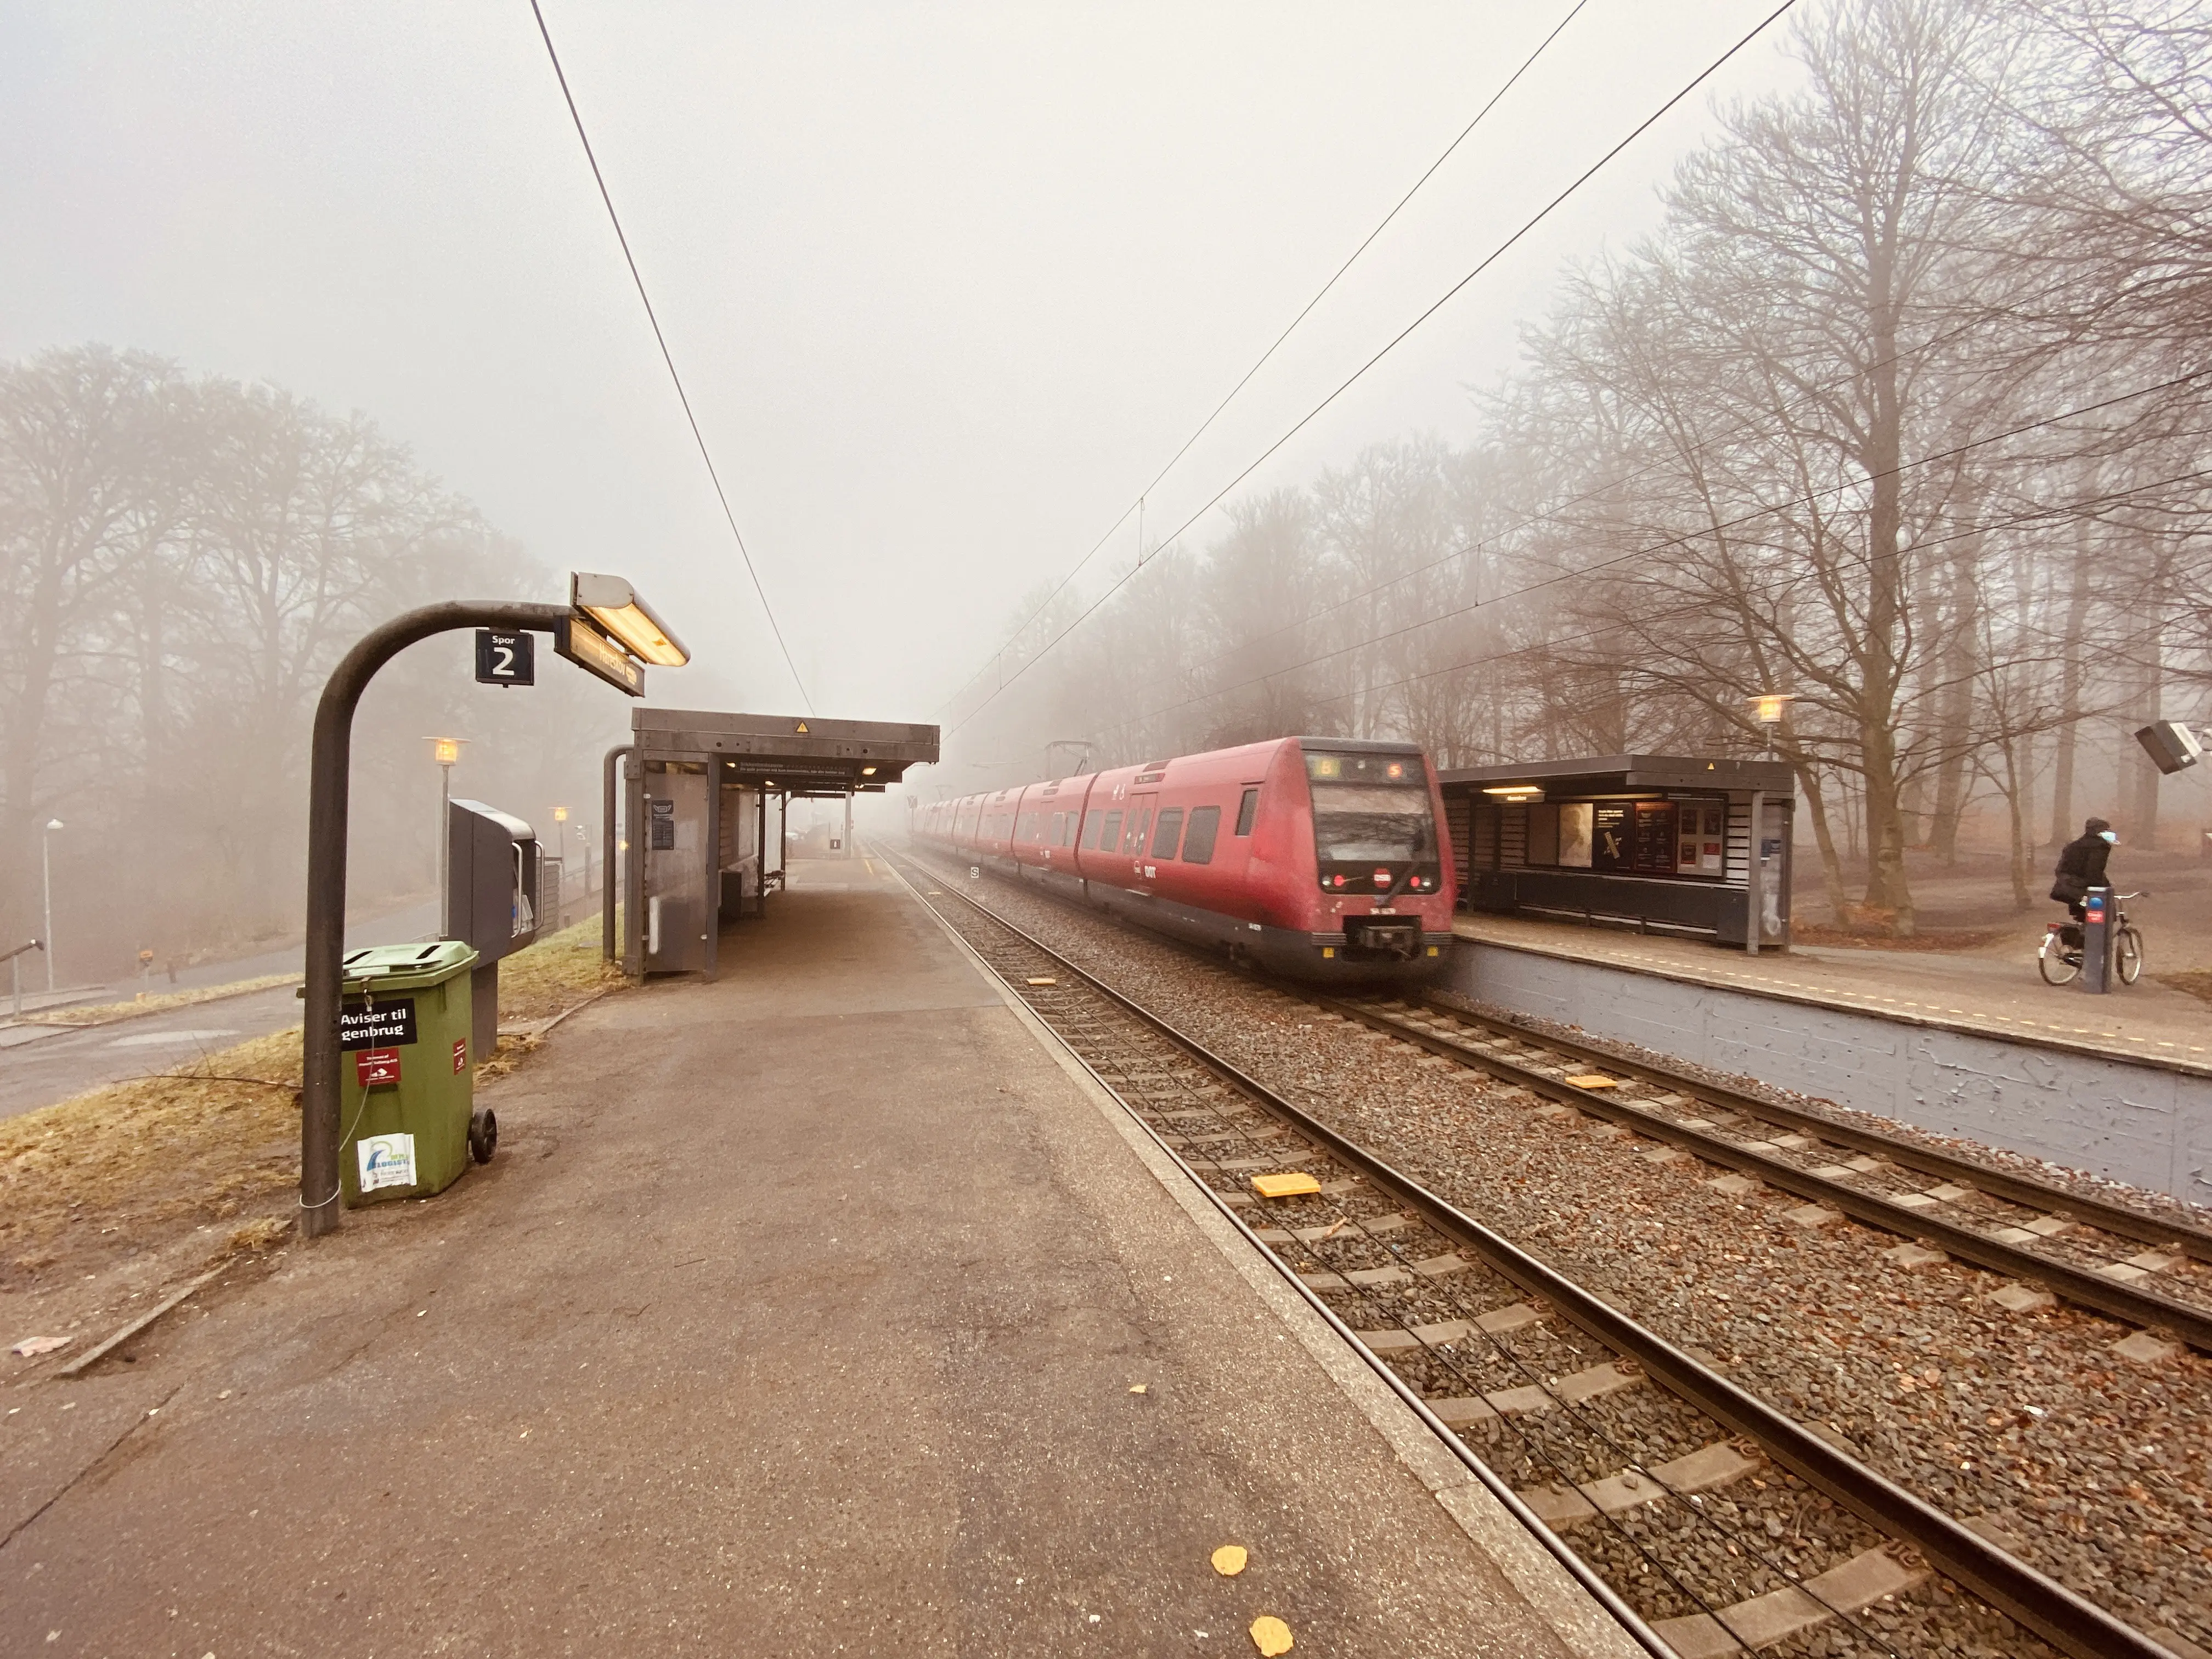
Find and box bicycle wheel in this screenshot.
[2039,938,2080,985]
[2116,926,2143,985]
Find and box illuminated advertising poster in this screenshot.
[1557,802,1594,868]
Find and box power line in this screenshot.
[1040,460,2212,769]
[934,0,1595,719]
[528,0,814,712]
[949,0,1799,737]
[1078,365,2212,744]
[1136,263,2109,687]
[1294,462,2212,726]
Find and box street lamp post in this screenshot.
[41,819,63,994]
[426,736,467,932]
[1750,693,1797,760]
[298,579,686,1239]
[552,806,570,925]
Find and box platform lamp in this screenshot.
[425,736,469,932]
[1750,693,1797,759]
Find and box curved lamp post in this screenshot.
[298,578,685,1238]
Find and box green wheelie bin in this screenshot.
[337,940,494,1206]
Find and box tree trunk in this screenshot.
[1928,492,1983,863]
[1861,725,1916,936]
[1791,759,1851,923]
[2046,510,2094,847]
[2127,633,2164,849]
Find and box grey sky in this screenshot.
[1,1,1799,725]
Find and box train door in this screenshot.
[1121,794,1156,885]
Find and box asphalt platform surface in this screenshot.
[0,857,1621,1657]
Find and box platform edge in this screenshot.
[894,864,1650,1659]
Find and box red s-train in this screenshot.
[913,736,1455,983]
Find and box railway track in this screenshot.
[886,847,2170,1659]
[1321,994,2212,1355]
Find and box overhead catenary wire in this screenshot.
[1077,456,2212,763]
[1077,366,2212,746]
[947,0,1800,740]
[934,0,1594,719]
[1135,262,2121,692]
[527,0,814,713]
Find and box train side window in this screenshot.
[1152,808,1185,860]
[1125,809,1150,852]
[1101,810,1122,850]
[1049,811,1065,845]
[1234,787,1260,836]
[1182,805,1221,864]
[1059,812,1075,847]
[1081,811,1103,850]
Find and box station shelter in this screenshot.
[1440,753,1794,952]
[611,708,939,979]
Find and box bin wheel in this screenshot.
[469,1108,498,1164]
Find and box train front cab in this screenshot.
[1288,740,1453,980]
[1064,737,1453,986]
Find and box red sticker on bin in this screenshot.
[356,1048,402,1087]
[452,1039,467,1073]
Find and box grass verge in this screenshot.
[0,917,621,1286]
[21,972,302,1027]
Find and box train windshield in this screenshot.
[1305,751,1436,863]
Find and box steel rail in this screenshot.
[877,851,1677,1659]
[1410,994,2212,1263]
[1315,996,2212,1352]
[900,849,2175,1659]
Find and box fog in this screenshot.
[2,2,1791,708]
[5,0,2208,968]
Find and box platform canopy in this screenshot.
[1437,752,1794,797]
[632,707,940,797]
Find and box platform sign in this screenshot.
[356,1048,403,1086]
[340,996,416,1051]
[555,616,646,697]
[475,629,534,686]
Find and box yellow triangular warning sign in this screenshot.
[796,721,809,733]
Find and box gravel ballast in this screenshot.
[909,854,2212,1659]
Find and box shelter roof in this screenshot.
[1437,753,1793,795]
[632,707,939,794]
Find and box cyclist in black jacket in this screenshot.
[2050,816,2117,945]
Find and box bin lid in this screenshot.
[340,939,480,992]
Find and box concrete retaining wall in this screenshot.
[1443,940,2212,1207]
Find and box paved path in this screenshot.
[0,858,1620,1658]
[0,984,306,1121]
[0,899,458,1122]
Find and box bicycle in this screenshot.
[2039,891,2145,986]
